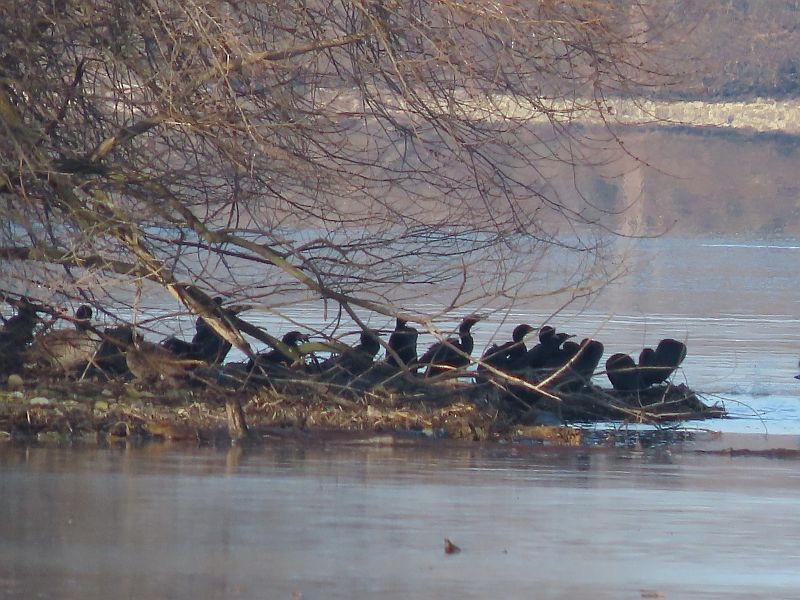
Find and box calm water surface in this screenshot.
[223,237,799,434]
[2,439,800,600]
[112,236,799,434]
[4,237,798,599]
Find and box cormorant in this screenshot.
[636,347,657,386]
[91,325,142,377]
[477,323,534,379]
[189,297,237,364]
[647,338,687,385]
[632,339,687,387]
[0,298,42,375]
[0,297,40,344]
[248,330,309,373]
[353,328,381,357]
[417,315,481,378]
[551,338,605,393]
[319,329,382,378]
[573,338,605,383]
[526,325,574,375]
[162,297,245,365]
[605,353,642,392]
[161,335,198,359]
[386,319,419,370]
[75,304,92,325]
[607,338,686,392]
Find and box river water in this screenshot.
[2,236,800,599]
[2,438,800,600]
[220,236,798,435]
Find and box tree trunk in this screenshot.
[225,396,249,442]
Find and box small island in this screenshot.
[1,296,723,445]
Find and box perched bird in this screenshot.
[91,325,142,377]
[160,334,199,359]
[549,338,605,393]
[386,319,419,370]
[0,297,42,375]
[418,315,481,378]
[162,297,246,365]
[478,323,534,380]
[527,326,574,373]
[190,297,232,364]
[605,353,641,392]
[647,338,687,386]
[126,340,194,385]
[247,330,309,373]
[319,329,382,378]
[636,347,657,386]
[27,305,101,374]
[573,339,605,384]
[0,297,40,345]
[75,304,92,324]
[351,328,381,357]
[606,339,686,393]
[633,339,687,387]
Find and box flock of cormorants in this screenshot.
[0,296,699,398]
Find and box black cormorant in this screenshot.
[605,353,641,391]
[418,315,481,378]
[636,347,656,386]
[162,297,245,365]
[0,298,42,375]
[640,339,687,386]
[161,335,198,358]
[248,330,309,373]
[386,319,419,370]
[320,329,382,378]
[91,325,142,376]
[574,338,605,383]
[552,338,605,393]
[527,326,574,373]
[478,323,534,379]
[189,297,235,364]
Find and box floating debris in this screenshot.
[444,538,461,555]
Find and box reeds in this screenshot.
[0,362,724,443]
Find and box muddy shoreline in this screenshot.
[0,370,725,446]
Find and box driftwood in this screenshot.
[217,358,723,426]
[0,363,724,445]
[695,448,800,459]
[515,383,724,424]
[1,295,726,441]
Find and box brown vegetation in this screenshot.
[0,359,724,444]
[2,2,766,442]
[0,0,683,327]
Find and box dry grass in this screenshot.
[0,366,724,445]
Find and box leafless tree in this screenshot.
[0,0,686,352]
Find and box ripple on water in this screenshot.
[2,441,800,600]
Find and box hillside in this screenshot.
[571,1,800,237]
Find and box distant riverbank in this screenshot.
[606,96,800,135]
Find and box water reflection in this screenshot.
[228,236,799,433]
[8,235,792,432]
[2,441,800,600]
